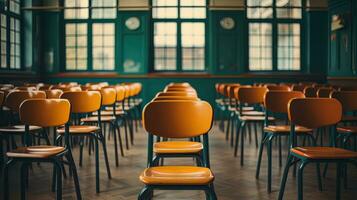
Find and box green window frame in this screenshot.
[247,0,303,71]
[0,0,21,70]
[63,0,117,71]
[152,0,207,72]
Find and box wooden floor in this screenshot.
[1,122,357,200]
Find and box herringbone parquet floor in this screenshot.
[1,122,357,200]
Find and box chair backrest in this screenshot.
[292,84,307,92]
[237,87,268,104]
[143,100,213,138]
[20,99,70,127]
[227,85,240,99]
[156,91,197,97]
[288,98,342,129]
[331,91,357,112]
[317,88,334,98]
[304,86,318,97]
[45,89,64,99]
[153,96,199,101]
[100,87,116,106]
[61,91,101,113]
[5,91,46,113]
[164,87,196,93]
[264,91,305,113]
[266,85,291,91]
[168,82,190,87]
[15,86,37,91]
[114,85,126,101]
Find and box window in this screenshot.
[0,0,21,70]
[152,0,206,71]
[64,0,116,71]
[247,0,302,71]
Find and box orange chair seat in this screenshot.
[341,115,357,122]
[291,147,357,159]
[91,110,125,116]
[337,126,357,134]
[57,125,100,134]
[154,141,203,154]
[0,125,42,133]
[6,146,65,158]
[140,166,214,185]
[264,125,312,134]
[81,116,115,122]
[240,115,274,121]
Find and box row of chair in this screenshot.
[0,82,142,199]
[215,82,357,200]
[138,82,217,200]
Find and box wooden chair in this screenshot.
[303,86,319,97]
[278,98,357,200]
[58,91,111,193]
[2,99,81,200]
[292,84,308,92]
[233,87,273,165]
[256,91,314,192]
[45,89,64,99]
[266,85,291,91]
[138,100,216,199]
[317,87,335,98]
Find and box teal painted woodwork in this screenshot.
[305,10,328,74]
[209,10,247,74]
[118,11,149,74]
[328,0,355,77]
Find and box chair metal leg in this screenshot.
[124,117,130,150]
[256,132,268,179]
[116,123,125,157]
[54,160,63,200]
[267,136,274,193]
[240,122,247,166]
[226,112,231,141]
[234,121,243,157]
[278,154,294,200]
[297,161,308,200]
[65,151,82,200]
[95,137,100,193]
[232,118,241,148]
[113,123,119,167]
[138,186,152,200]
[20,162,28,200]
[209,184,218,200]
[79,136,84,167]
[279,136,282,167]
[336,163,342,200]
[99,133,112,179]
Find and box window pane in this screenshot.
[180,7,206,19]
[9,0,21,14]
[65,23,88,70]
[249,23,272,71]
[64,0,89,19]
[153,0,178,6]
[277,23,300,70]
[247,0,273,6]
[154,23,177,70]
[247,7,273,19]
[181,23,205,71]
[92,23,115,70]
[91,0,116,19]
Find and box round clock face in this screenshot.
[125,17,140,30]
[220,17,235,30]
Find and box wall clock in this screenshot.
[125,17,140,30]
[220,17,235,30]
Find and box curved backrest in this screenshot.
[156,91,197,97]
[264,91,305,113]
[45,89,64,99]
[237,87,268,104]
[331,91,357,111]
[164,87,196,93]
[168,82,190,87]
[15,86,37,91]
[292,84,307,92]
[20,99,70,127]
[288,98,342,129]
[317,88,334,98]
[5,91,46,112]
[61,91,101,113]
[114,85,126,101]
[153,96,199,101]
[227,85,240,99]
[143,100,213,138]
[267,85,291,91]
[39,85,53,90]
[100,87,116,106]
[304,86,318,97]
